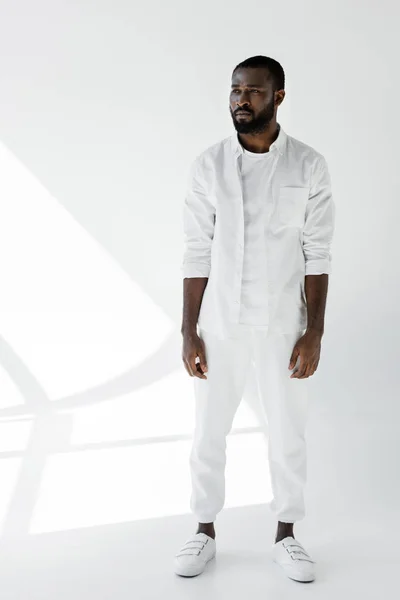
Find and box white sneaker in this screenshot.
[271,536,316,582]
[174,532,216,577]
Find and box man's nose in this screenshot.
[237,90,251,102]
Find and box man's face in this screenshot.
[229,67,280,134]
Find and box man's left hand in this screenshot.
[288,329,322,379]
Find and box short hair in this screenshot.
[232,55,285,91]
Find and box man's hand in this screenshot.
[288,329,322,379]
[182,332,208,379]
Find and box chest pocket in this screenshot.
[276,186,309,228]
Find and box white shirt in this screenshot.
[181,124,335,339]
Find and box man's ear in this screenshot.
[275,89,285,107]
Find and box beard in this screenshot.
[230,95,276,134]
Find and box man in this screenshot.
[174,55,335,582]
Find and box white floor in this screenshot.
[0,504,397,599]
[0,409,398,599]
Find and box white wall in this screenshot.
[1,1,397,416]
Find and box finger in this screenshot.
[192,356,206,379]
[297,364,308,378]
[297,360,310,378]
[183,357,194,377]
[189,356,199,377]
[308,362,317,377]
[198,350,208,373]
[310,361,319,376]
[299,363,312,379]
[288,347,299,369]
[307,360,317,377]
[193,365,206,379]
[195,364,207,379]
[291,356,307,378]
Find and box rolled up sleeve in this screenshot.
[181,157,215,278]
[303,155,336,275]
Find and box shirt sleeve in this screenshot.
[181,156,216,278]
[303,155,336,275]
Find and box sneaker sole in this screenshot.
[272,558,315,582]
[174,552,216,577]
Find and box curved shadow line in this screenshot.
[0,327,183,418]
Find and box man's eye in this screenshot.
[232,89,259,94]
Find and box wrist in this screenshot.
[306,326,324,337]
[181,325,197,337]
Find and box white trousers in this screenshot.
[189,325,311,524]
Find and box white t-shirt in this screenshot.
[237,145,277,328]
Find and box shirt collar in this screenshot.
[230,123,287,158]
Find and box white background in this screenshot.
[0,1,398,598]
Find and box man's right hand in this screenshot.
[182,332,208,379]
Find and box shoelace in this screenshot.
[282,541,315,563]
[176,537,209,557]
